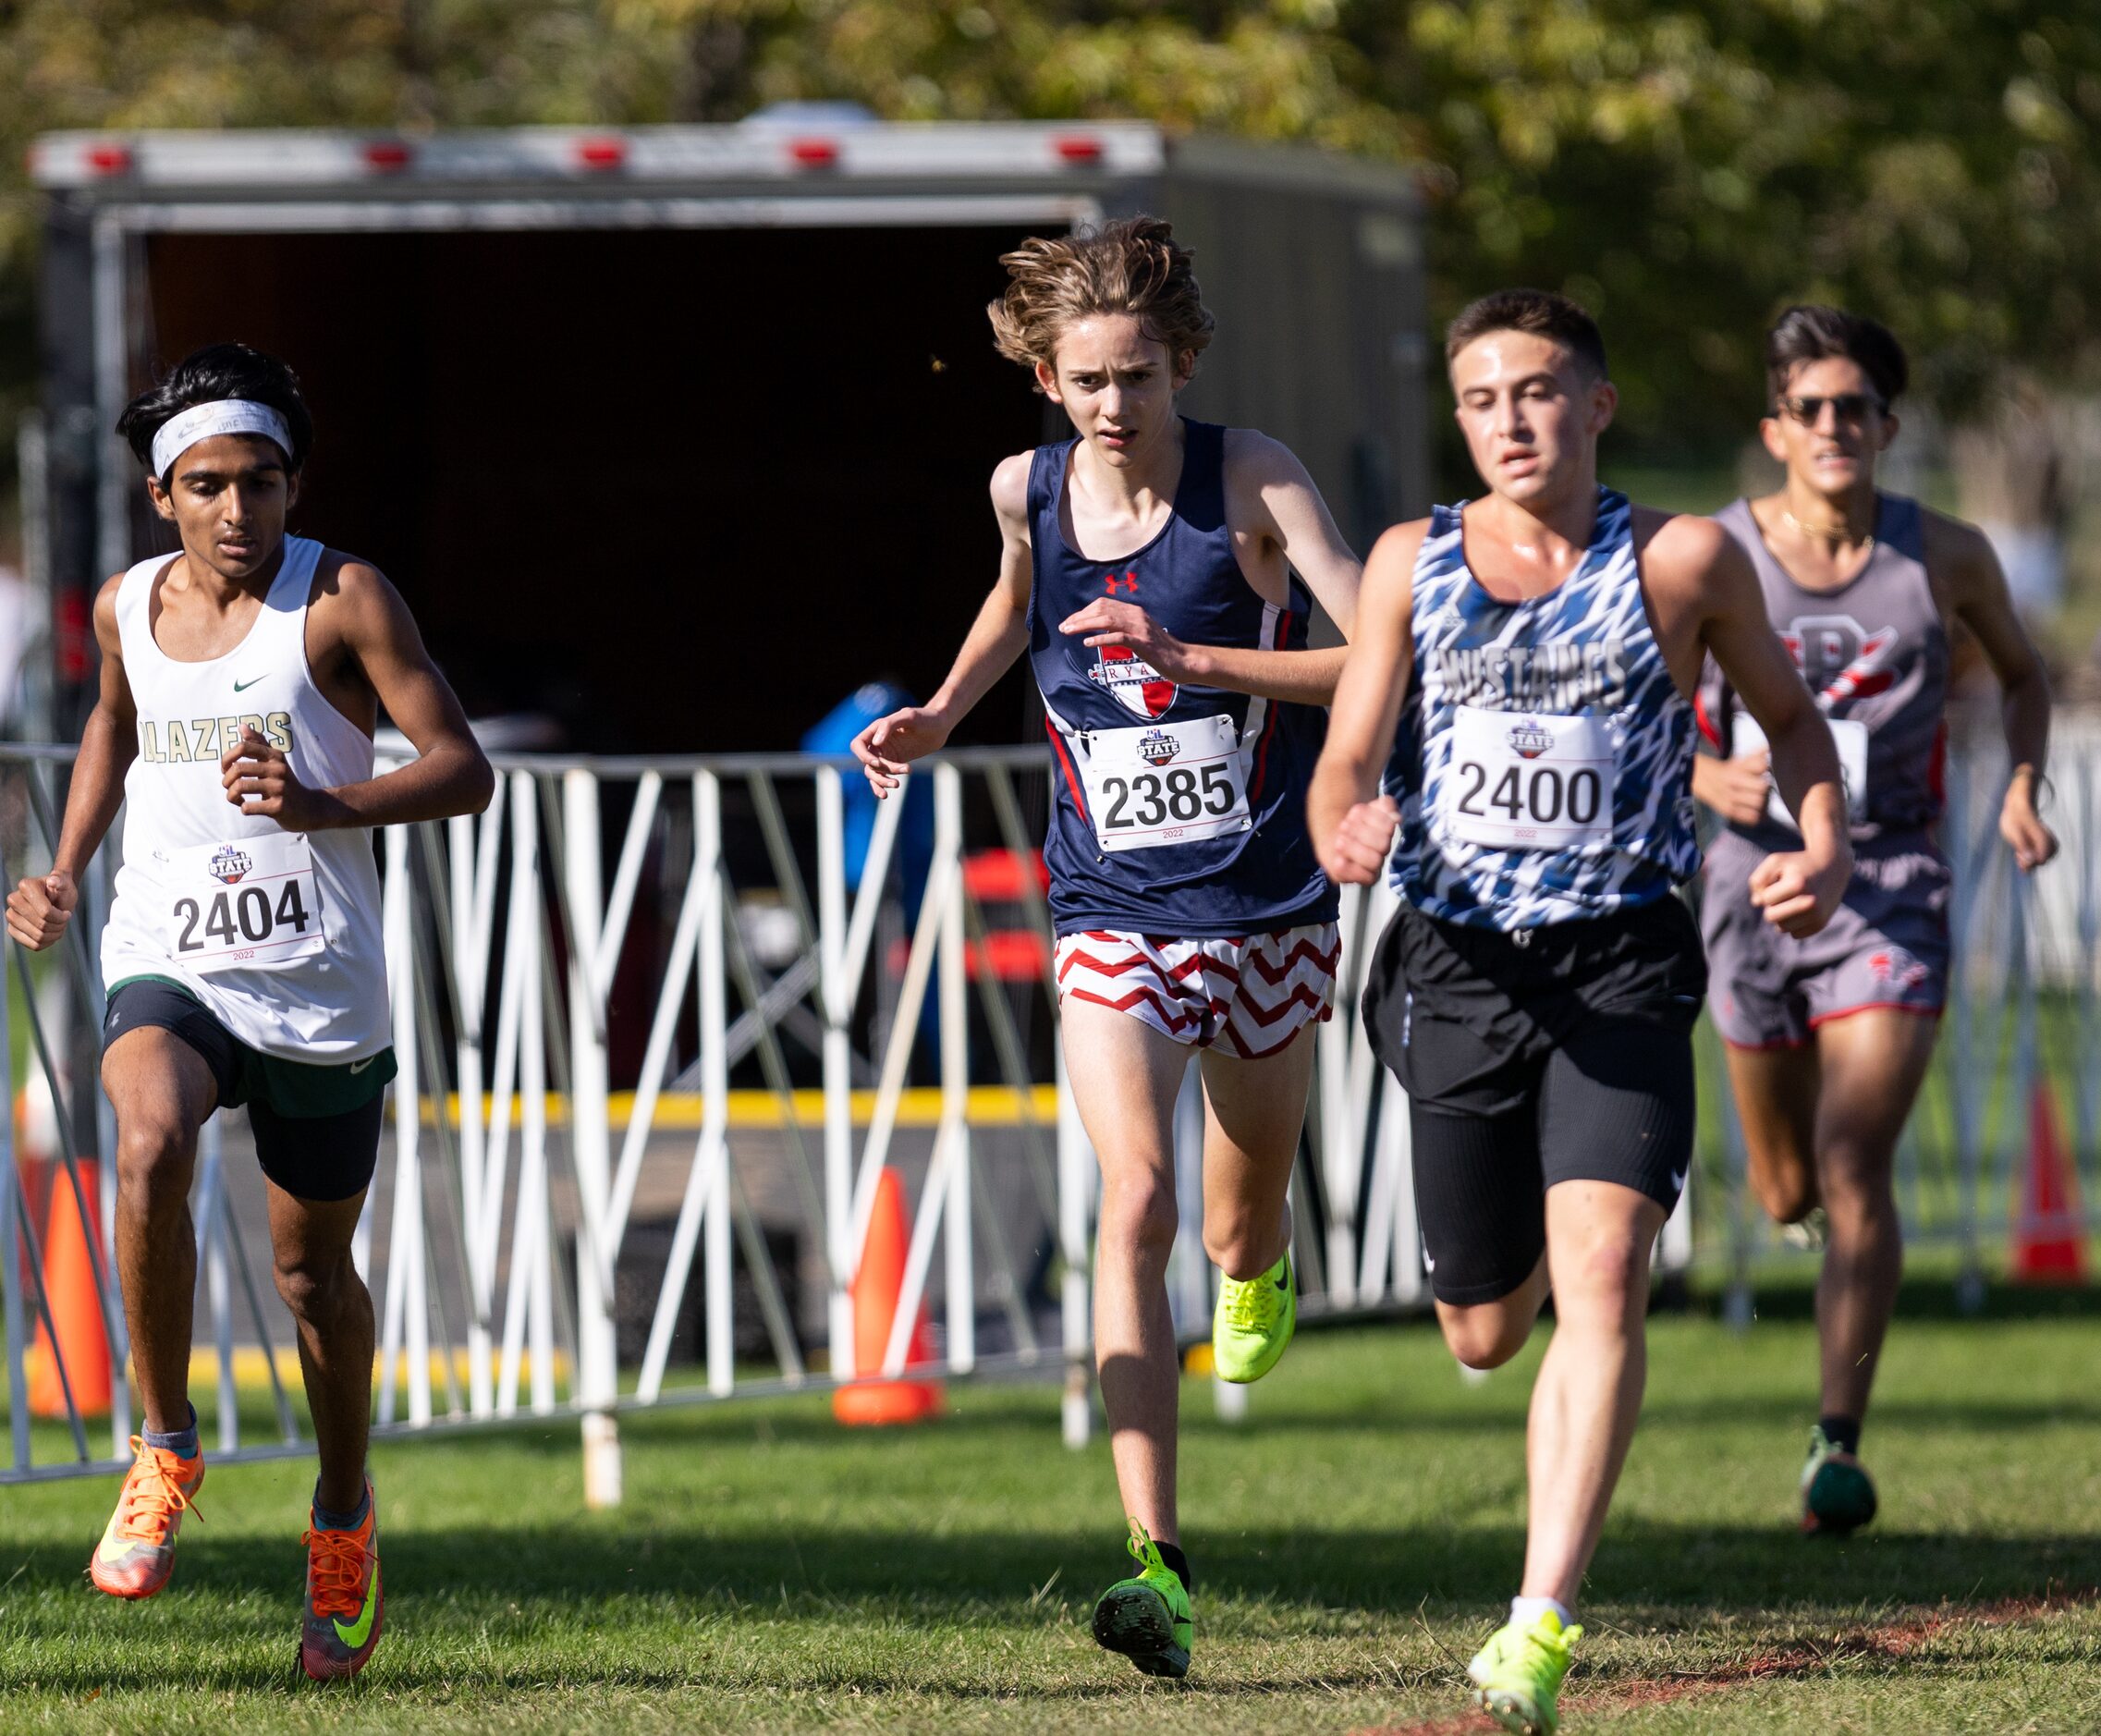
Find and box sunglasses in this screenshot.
[1777,392,1887,425]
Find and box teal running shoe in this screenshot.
[1801,1424,1877,1535]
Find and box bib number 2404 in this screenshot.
[159,833,327,973]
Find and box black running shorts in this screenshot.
[1362,898,1704,1306]
[104,977,393,1203]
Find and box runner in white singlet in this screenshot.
[6,343,493,1681]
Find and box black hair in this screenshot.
[1446,288,1608,381]
[116,342,314,480]
[1765,305,1908,408]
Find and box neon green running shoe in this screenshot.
[1467,1609,1582,1736]
[1091,1519,1191,1680]
[1800,1425,1877,1536]
[1212,1250,1296,1384]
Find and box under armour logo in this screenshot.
[1104,572,1139,596]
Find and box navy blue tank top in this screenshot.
[1027,420,1337,938]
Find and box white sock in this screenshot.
[1510,1595,1574,1630]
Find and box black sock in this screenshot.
[1153,1541,1192,1595]
[1818,1414,1861,1457]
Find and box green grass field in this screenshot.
[3,1297,2099,1733]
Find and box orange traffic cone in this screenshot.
[28,1161,113,1418]
[832,1167,944,1425]
[2011,1082,2087,1285]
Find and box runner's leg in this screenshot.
[1519,1179,1666,1607]
[266,1180,374,1515]
[1809,1009,1938,1424]
[1061,996,1193,1545]
[1724,1045,1822,1224]
[103,1029,216,1435]
[1196,1029,1314,1280]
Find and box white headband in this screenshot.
[151,400,293,479]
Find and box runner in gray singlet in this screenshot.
[1700,492,1953,1037]
[1693,306,2057,1538]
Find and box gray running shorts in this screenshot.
[1700,828,1949,1049]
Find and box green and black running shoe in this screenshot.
[1801,1424,1877,1535]
[1091,1519,1191,1680]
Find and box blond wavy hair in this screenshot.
[987,216,1215,391]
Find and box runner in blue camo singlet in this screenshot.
[1386,487,1701,930]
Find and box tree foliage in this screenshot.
[1,2,2098,460]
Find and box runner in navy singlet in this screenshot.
[1692,307,2055,1536]
[1307,290,1851,1733]
[853,217,1362,1679]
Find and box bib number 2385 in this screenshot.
[161,833,326,973]
[1076,715,1251,854]
[1441,706,1616,850]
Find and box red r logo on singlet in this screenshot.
[1104,572,1139,596]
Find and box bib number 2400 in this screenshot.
[1441,706,1617,850]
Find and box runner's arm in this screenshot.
[225,562,494,829]
[1928,512,2056,870]
[854,454,1034,796]
[1305,521,1425,885]
[53,576,137,877]
[6,577,134,947]
[1679,518,1851,934]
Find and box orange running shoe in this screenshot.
[89,1435,205,1598]
[299,1480,383,1681]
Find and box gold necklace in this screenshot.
[1779,505,1874,551]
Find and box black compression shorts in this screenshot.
[1362,898,1704,1306]
[104,978,390,1203]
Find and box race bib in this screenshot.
[151,833,326,973]
[1074,715,1252,853]
[1730,713,1868,825]
[1440,706,1615,851]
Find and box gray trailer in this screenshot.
[28,119,1425,750]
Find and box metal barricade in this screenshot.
[1,724,2087,1492]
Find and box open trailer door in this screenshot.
[31,121,1423,751]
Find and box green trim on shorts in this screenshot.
[107,972,197,1002]
[245,1047,396,1119]
[105,973,396,1118]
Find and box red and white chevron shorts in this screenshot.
[1053,923,1341,1058]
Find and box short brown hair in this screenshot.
[988,216,1215,391]
[1445,288,1607,380]
[1765,305,1907,408]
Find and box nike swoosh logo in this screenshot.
[232,676,265,692]
[349,1058,374,1074]
[332,1580,378,1650]
[1670,1170,1687,1192]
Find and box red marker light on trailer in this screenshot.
[1054,135,1103,165]
[575,137,628,170]
[788,138,839,168]
[362,141,413,174]
[85,142,134,177]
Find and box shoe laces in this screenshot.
[1220,1265,1284,1331]
[1124,1516,1166,1574]
[303,1521,371,1619]
[115,1437,200,1547]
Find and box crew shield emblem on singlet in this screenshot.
[1087,643,1176,719]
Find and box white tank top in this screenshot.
[101,536,390,1062]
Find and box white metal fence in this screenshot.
[2,719,2092,1489]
